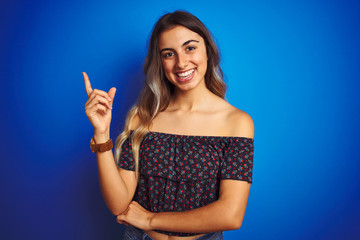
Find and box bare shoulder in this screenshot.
[224,103,254,139]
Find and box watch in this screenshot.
[90,138,113,153]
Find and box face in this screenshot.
[158,25,208,92]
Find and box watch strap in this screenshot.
[90,138,113,153]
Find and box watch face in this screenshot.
[90,145,97,153]
[90,138,98,153]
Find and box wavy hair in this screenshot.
[114,10,227,178]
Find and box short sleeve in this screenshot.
[220,138,254,183]
[117,136,135,171]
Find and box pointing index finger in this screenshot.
[83,72,93,97]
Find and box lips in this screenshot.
[175,68,195,82]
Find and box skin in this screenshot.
[159,25,208,93]
[83,25,254,240]
[83,73,137,217]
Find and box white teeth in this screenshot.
[177,69,194,78]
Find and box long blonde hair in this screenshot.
[114,10,227,178]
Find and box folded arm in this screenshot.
[117,179,251,233]
[117,109,254,231]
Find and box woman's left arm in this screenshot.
[117,179,251,233]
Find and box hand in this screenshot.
[117,201,155,231]
[83,72,116,136]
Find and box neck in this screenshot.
[169,82,213,111]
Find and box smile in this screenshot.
[176,68,195,78]
[176,68,195,82]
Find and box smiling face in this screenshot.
[159,25,208,92]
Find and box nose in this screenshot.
[176,52,188,69]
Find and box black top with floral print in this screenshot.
[118,130,254,236]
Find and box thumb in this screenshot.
[108,87,116,99]
[108,87,116,108]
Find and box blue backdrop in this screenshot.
[1,0,359,239]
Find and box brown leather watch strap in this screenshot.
[90,138,113,153]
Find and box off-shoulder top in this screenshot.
[117,131,254,236]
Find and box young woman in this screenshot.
[84,11,254,240]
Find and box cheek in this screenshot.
[194,51,208,66]
[161,61,173,78]
[161,61,170,71]
[195,54,208,71]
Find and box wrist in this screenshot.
[148,212,157,230]
[90,137,113,153]
[93,132,110,143]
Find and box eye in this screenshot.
[186,46,196,51]
[162,52,174,58]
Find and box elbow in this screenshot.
[105,198,131,216]
[107,201,130,216]
[110,209,122,216]
[227,219,243,230]
[222,210,245,230]
[110,206,127,216]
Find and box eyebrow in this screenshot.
[160,40,200,53]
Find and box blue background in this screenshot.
[1,0,359,239]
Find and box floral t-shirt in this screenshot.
[118,130,254,236]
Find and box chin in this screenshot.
[176,80,203,92]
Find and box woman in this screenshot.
[83,11,254,240]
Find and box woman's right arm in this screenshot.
[94,135,137,216]
[83,72,137,215]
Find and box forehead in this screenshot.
[159,25,204,48]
